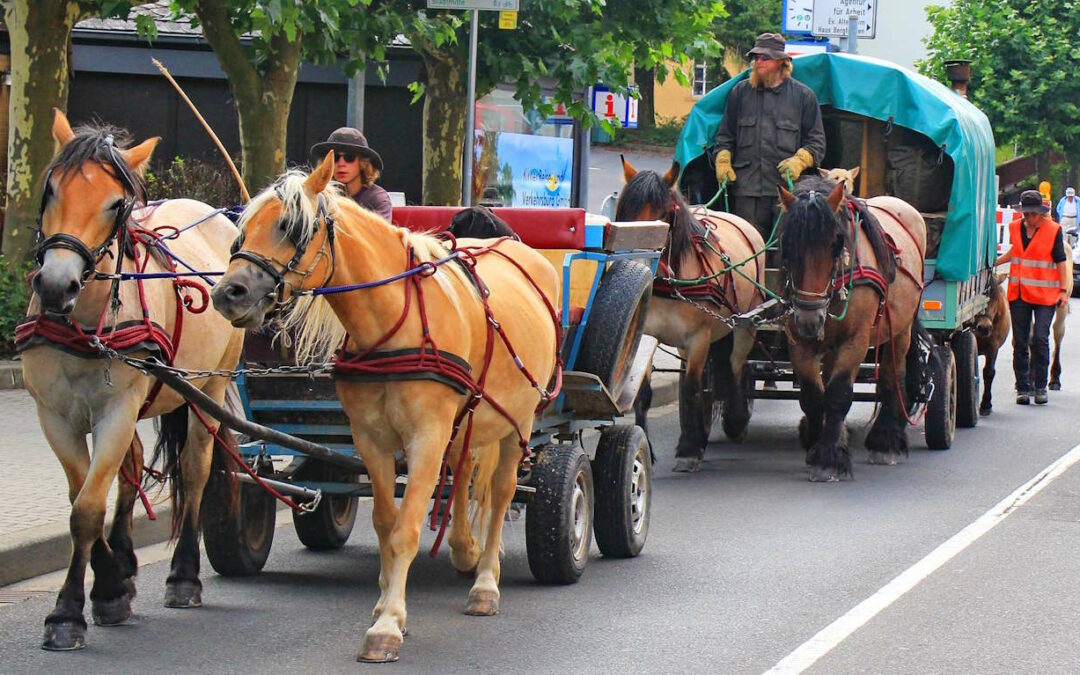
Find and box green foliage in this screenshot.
[144,156,245,207]
[0,255,32,358]
[711,0,781,65]
[920,1,1080,159]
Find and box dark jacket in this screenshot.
[353,183,393,222]
[714,76,826,197]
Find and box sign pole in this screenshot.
[846,15,858,53]
[462,9,479,206]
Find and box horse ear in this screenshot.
[121,137,161,176]
[818,168,829,178]
[621,154,637,182]
[52,108,74,150]
[304,151,335,196]
[778,185,796,211]
[827,181,845,211]
[849,166,860,180]
[662,162,680,188]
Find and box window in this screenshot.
[692,62,707,97]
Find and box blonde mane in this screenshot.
[240,171,476,363]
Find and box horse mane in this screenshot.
[241,171,477,363]
[48,123,145,203]
[616,169,703,276]
[781,175,896,284]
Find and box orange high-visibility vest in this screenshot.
[1008,216,1062,305]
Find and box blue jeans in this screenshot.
[1010,299,1055,392]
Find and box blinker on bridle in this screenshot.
[35,134,139,282]
[229,191,337,307]
[785,189,843,313]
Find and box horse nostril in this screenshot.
[31,274,42,293]
[225,282,248,300]
[66,279,80,296]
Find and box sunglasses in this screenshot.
[753,54,773,62]
[334,151,358,163]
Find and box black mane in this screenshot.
[615,169,703,276]
[780,175,895,284]
[47,123,145,204]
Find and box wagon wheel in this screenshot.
[951,330,979,429]
[574,260,654,401]
[526,444,594,584]
[592,425,651,558]
[203,471,277,577]
[925,345,956,450]
[291,461,359,551]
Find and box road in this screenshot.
[4,301,1080,673]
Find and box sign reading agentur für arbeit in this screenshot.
[427,0,519,10]
[811,0,877,38]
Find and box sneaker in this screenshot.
[1034,389,1048,405]
[1016,392,1031,405]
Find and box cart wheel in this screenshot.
[925,345,956,450]
[951,330,979,429]
[292,462,358,551]
[575,260,654,401]
[592,425,651,558]
[203,479,276,576]
[526,444,594,584]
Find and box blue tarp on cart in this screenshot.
[675,53,997,281]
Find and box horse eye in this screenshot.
[109,198,125,212]
[230,235,244,255]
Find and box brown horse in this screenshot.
[211,152,559,662]
[617,158,765,472]
[1049,240,1073,390]
[21,111,244,650]
[779,176,928,481]
[974,272,1010,414]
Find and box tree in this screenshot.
[711,0,781,77]
[921,1,1080,166]
[1,0,155,267]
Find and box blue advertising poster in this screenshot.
[475,132,574,208]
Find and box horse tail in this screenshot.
[467,443,502,549]
[904,317,937,413]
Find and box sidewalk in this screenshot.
[0,351,681,587]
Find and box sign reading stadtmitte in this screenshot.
[811,0,877,38]
[427,0,519,10]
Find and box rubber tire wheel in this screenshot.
[592,425,651,558]
[526,444,594,584]
[951,330,979,429]
[291,463,359,551]
[574,260,654,401]
[203,478,276,576]
[679,354,721,441]
[925,345,957,450]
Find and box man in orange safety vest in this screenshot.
[995,189,1070,405]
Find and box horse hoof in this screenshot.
[868,451,900,466]
[92,594,132,626]
[809,466,840,483]
[42,621,87,651]
[798,416,815,450]
[450,548,480,578]
[722,414,749,443]
[979,405,992,416]
[122,576,138,599]
[672,457,701,473]
[464,589,500,616]
[164,580,202,609]
[1050,382,1061,391]
[357,631,402,663]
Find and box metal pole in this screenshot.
[847,15,858,54]
[462,9,479,206]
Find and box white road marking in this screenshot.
[765,441,1080,675]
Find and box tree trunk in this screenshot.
[2,0,81,267]
[195,1,300,195]
[635,65,656,130]
[420,53,467,206]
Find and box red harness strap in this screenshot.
[653,232,740,313]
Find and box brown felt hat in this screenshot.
[311,127,383,171]
[1019,189,1050,214]
[746,33,790,61]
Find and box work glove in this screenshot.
[714,149,736,185]
[777,148,815,182]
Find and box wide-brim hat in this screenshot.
[746,32,790,61]
[311,127,383,171]
[1018,189,1050,214]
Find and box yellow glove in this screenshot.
[777,148,815,181]
[715,149,736,185]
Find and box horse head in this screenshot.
[34,109,158,314]
[778,176,847,341]
[615,156,700,275]
[818,166,860,195]
[212,151,339,328]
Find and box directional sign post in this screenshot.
[810,0,877,39]
[427,0,520,205]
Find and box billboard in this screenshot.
[474,131,574,208]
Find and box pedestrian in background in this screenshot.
[1056,187,1078,246]
[995,190,1070,405]
[311,127,392,222]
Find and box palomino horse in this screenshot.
[211,152,559,662]
[973,272,1010,415]
[617,158,765,472]
[20,111,244,650]
[779,175,928,481]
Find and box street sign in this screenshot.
[811,0,877,38]
[783,0,815,36]
[498,10,517,29]
[426,0,518,10]
[591,86,638,129]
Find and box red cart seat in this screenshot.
[391,206,587,250]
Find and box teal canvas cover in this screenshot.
[676,53,997,281]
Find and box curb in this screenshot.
[0,361,22,390]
